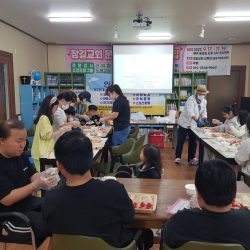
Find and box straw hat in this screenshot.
[195,84,209,95]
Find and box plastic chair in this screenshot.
[162,241,245,250]
[122,144,144,165]
[128,126,139,139]
[0,212,37,250]
[52,234,137,250]
[110,138,135,173]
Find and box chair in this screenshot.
[0,212,37,250]
[128,126,139,139]
[162,241,245,250]
[122,144,143,165]
[52,234,137,250]
[25,124,36,157]
[110,138,135,173]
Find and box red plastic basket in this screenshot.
[148,131,165,149]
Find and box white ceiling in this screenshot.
[1,0,250,45]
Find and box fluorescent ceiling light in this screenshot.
[138,33,172,40]
[214,15,250,22]
[48,16,92,22]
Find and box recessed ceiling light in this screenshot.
[48,17,92,22]
[214,15,250,22]
[138,33,172,40]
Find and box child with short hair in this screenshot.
[88,105,101,125]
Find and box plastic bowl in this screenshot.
[185,184,196,196]
[101,176,117,181]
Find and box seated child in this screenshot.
[228,110,249,139]
[81,105,101,125]
[136,144,162,179]
[235,115,250,175]
[64,106,79,122]
[211,106,239,133]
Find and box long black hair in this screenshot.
[142,144,162,173]
[105,84,126,99]
[238,110,249,126]
[34,95,59,125]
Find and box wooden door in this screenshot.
[0,50,15,120]
[206,66,245,121]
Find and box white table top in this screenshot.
[202,138,238,159]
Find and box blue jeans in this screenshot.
[112,126,130,146]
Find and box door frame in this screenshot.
[232,65,246,108]
[0,50,15,119]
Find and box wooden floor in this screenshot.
[160,141,196,180]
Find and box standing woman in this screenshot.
[100,84,130,146]
[175,85,209,165]
[31,95,70,170]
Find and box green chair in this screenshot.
[122,144,144,165]
[109,138,135,173]
[128,126,139,139]
[52,234,137,250]
[121,134,146,163]
[162,241,245,250]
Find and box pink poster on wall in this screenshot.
[65,45,112,73]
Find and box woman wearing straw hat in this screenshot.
[175,85,209,165]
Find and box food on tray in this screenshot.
[232,193,250,209]
[91,137,102,143]
[128,192,157,213]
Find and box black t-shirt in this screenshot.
[136,164,161,179]
[42,178,134,247]
[0,153,40,212]
[163,208,250,250]
[112,96,130,131]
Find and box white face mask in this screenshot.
[62,104,69,110]
[68,117,74,122]
[198,95,205,101]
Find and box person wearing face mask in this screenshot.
[100,84,130,146]
[32,95,72,169]
[53,92,80,132]
[175,85,209,165]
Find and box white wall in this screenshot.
[0,22,48,114]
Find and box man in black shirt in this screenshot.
[42,130,134,247]
[0,120,55,245]
[163,159,250,250]
[100,84,130,146]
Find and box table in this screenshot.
[117,178,250,229]
[191,128,238,165]
[130,120,178,149]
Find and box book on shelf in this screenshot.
[180,77,192,86]
[195,78,206,85]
